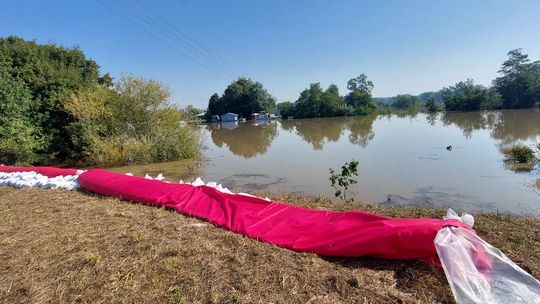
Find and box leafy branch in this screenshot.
[329,160,359,203]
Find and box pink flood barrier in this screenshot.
[0,165,470,262]
[0,165,78,178]
[77,168,470,262]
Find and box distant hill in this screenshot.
[374,91,443,107]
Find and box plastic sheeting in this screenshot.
[435,226,540,303]
[78,168,470,260]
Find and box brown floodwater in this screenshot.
[119,109,540,216]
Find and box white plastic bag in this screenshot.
[435,226,540,303]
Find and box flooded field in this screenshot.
[117,109,540,215]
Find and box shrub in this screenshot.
[0,69,46,165]
[66,75,198,166]
[503,145,537,163]
[0,36,102,163]
[329,160,359,203]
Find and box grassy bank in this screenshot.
[0,188,539,304]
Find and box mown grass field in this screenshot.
[0,187,539,303]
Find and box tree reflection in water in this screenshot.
[425,112,439,126]
[441,109,540,172]
[280,114,377,150]
[281,118,345,150]
[207,121,278,158]
[207,110,540,164]
[346,114,377,147]
[442,109,540,146]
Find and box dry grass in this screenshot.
[0,188,539,304]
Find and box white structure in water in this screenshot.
[220,112,238,122]
[250,112,275,121]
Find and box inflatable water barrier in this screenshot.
[1,165,539,303]
[78,168,468,260]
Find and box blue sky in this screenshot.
[2,0,540,107]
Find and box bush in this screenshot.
[66,75,198,166]
[503,145,537,163]
[0,68,46,165]
[329,160,359,203]
[0,36,102,163]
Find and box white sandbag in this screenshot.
[0,171,80,190]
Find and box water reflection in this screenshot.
[207,121,278,158]
[442,109,540,148]
[347,115,377,147]
[281,118,345,150]
[425,112,439,126]
[489,109,540,148]
[279,114,377,149]
[184,109,540,215]
[206,110,539,160]
[441,111,491,138]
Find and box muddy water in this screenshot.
[201,109,540,215]
[117,109,540,215]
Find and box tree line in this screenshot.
[383,49,540,112]
[207,78,276,118]
[207,49,539,121]
[285,74,377,119]
[207,74,377,120]
[0,36,197,166]
[439,49,539,111]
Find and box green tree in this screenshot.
[277,101,295,119]
[425,96,440,112]
[0,68,44,164]
[345,74,376,115]
[294,83,324,118]
[213,78,276,117]
[0,36,103,163]
[392,94,421,109]
[442,79,502,111]
[347,74,374,93]
[98,73,114,87]
[207,93,224,117]
[493,49,540,108]
[320,84,348,117]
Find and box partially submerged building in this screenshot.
[221,112,239,122]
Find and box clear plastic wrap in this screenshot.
[435,226,540,303]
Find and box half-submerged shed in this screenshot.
[221,112,239,122]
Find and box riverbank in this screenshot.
[1,188,538,303]
[108,158,201,182]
